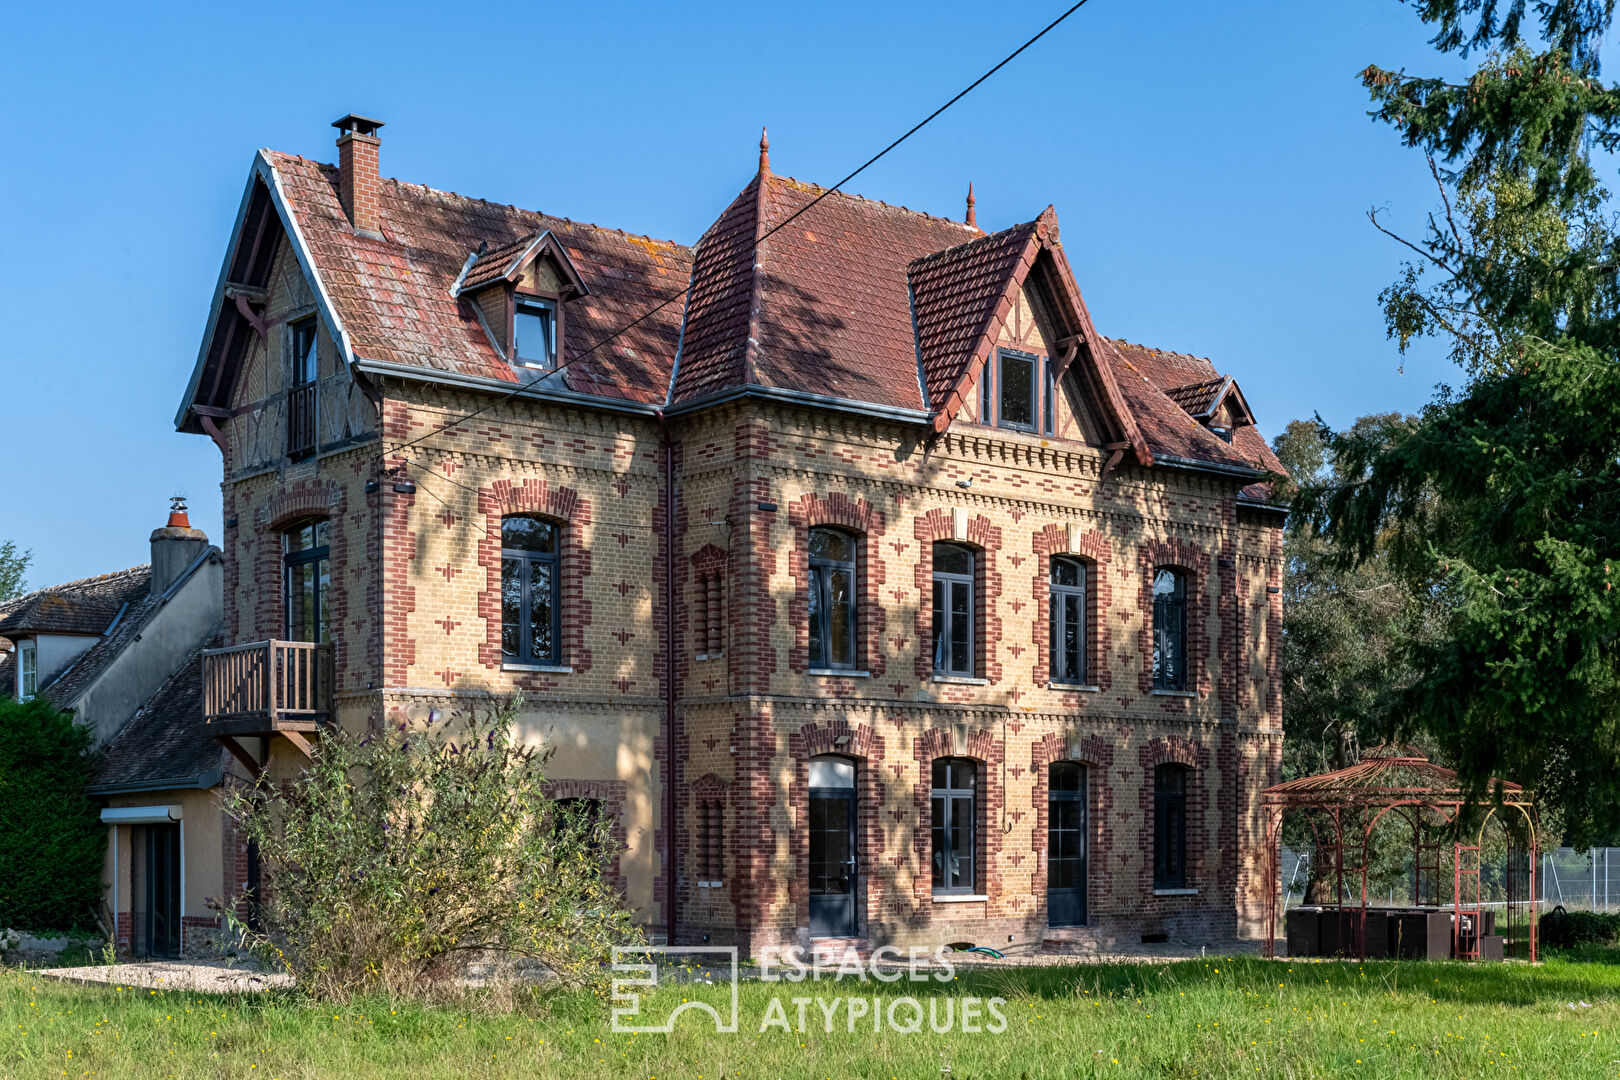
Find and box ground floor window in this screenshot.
[930,757,977,893]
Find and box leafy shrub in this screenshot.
[0,697,105,931]
[1540,905,1620,949]
[222,695,640,1000]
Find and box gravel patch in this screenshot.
[35,959,291,994]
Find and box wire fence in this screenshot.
[1280,846,1620,911]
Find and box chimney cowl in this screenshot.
[333,113,385,238]
[150,497,209,599]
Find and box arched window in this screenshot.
[931,757,977,894]
[931,542,976,677]
[1153,764,1189,889]
[808,527,858,670]
[502,516,561,665]
[283,519,329,643]
[1152,567,1187,691]
[1050,556,1088,684]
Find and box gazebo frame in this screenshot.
[1260,746,1538,962]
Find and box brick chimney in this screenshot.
[332,114,385,238]
[150,497,210,599]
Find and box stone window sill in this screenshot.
[695,652,724,662]
[932,893,989,903]
[502,662,574,674]
[1152,689,1197,698]
[1050,682,1100,692]
[932,674,989,686]
[1154,888,1198,896]
[696,880,724,889]
[809,668,870,678]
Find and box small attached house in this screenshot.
[172,116,1287,956]
[0,504,236,957]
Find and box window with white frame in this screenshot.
[17,639,37,700]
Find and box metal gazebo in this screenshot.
[1260,745,1538,962]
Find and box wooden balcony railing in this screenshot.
[202,640,332,734]
[286,382,317,458]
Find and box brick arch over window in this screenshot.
[910,725,1003,903]
[1138,736,1210,894]
[477,479,593,678]
[1028,732,1116,919]
[787,720,887,935]
[1137,538,1211,698]
[258,480,345,530]
[913,510,1004,682]
[1031,524,1114,691]
[787,493,888,676]
[544,779,628,895]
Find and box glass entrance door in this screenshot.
[1047,762,1087,927]
[808,756,857,938]
[133,823,182,958]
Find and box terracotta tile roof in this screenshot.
[909,221,1042,411]
[266,152,692,404]
[673,173,979,408]
[1107,340,1284,496]
[1163,377,1227,418]
[0,565,149,638]
[192,151,1281,490]
[457,233,540,292]
[90,643,226,793]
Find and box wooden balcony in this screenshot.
[202,640,332,749]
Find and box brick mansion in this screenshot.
[133,115,1285,956]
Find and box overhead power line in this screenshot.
[383,0,1095,461]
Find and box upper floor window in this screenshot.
[17,639,37,700]
[1050,557,1087,684]
[1153,764,1189,889]
[931,542,976,677]
[930,757,977,894]
[514,299,556,370]
[979,349,1054,435]
[502,516,561,665]
[1152,568,1187,691]
[287,318,319,458]
[808,527,857,670]
[283,519,330,643]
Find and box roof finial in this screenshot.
[965,181,977,228]
[759,126,770,175]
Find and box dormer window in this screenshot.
[514,299,556,370]
[17,638,36,700]
[979,348,1054,435]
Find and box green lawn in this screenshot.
[3,953,1618,1079]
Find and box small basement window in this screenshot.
[514,299,556,370]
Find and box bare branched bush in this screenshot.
[221,695,641,1001]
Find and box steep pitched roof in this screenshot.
[90,643,226,793]
[179,146,1278,490]
[0,565,148,638]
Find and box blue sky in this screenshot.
[0,0,1486,587]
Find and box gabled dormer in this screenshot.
[453,232,590,372]
[1164,375,1255,443]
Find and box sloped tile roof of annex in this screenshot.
[265,152,692,404]
[0,565,149,638]
[91,642,226,793]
